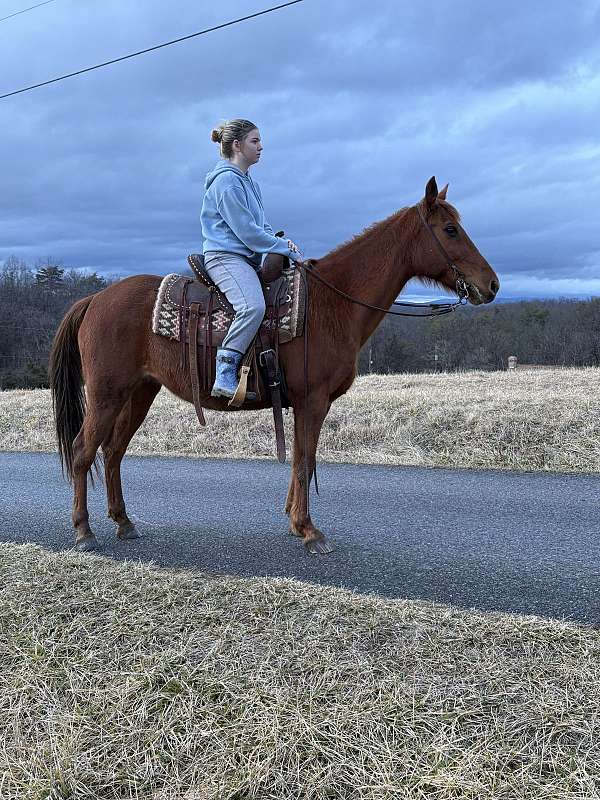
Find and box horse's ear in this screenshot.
[438,183,449,201]
[425,176,438,209]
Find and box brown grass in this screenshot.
[2,368,600,471]
[1,542,599,799]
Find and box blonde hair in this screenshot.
[211,118,258,159]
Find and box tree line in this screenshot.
[0,257,111,389]
[2,255,600,388]
[356,295,600,373]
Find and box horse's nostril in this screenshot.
[490,280,499,296]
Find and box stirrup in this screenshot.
[229,365,257,406]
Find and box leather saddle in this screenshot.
[164,247,294,462]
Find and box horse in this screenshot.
[49,177,499,555]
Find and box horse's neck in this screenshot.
[314,209,417,346]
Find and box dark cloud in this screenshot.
[0,0,599,298]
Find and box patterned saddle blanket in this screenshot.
[152,254,305,344]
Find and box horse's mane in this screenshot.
[323,200,461,263]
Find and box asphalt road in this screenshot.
[1,452,599,623]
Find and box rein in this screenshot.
[296,202,469,523]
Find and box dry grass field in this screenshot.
[2,367,600,472]
[3,369,600,798]
[1,542,598,800]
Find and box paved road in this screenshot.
[1,452,599,623]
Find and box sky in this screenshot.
[1,0,599,300]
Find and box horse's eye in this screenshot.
[444,225,458,238]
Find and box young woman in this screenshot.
[200,118,303,399]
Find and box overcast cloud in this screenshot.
[1,0,599,298]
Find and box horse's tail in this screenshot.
[48,295,95,483]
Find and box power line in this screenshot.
[0,0,305,100]
[0,0,55,24]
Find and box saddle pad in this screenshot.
[151,261,305,344]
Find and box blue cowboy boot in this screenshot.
[211,348,256,401]
[211,348,242,398]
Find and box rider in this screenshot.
[200,118,303,399]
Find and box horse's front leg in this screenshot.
[284,470,295,516]
[288,393,332,554]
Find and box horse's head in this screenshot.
[414,177,499,305]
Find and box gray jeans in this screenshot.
[203,251,266,355]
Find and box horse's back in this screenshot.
[84,274,161,322]
[95,273,161,302]
[78,274,162,385]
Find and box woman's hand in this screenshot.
[287,239,303,259]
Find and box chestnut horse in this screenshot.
[49,177,499,555]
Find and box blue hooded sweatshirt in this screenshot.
[200,159,300,268]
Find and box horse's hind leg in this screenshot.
[72,396,130,551]
[102,379,161,541]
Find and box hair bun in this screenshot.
[210,119,257,158]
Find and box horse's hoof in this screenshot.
[75,535,100,552]
[117,524,141,541]
[305,538,333,555]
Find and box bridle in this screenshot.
[416,204,470,306]
[296,201,471,519]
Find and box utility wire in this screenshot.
[0,0,304,100]
[0,0,55,24]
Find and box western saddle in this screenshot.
[158,236,298,462]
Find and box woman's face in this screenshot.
[233,128,262,166]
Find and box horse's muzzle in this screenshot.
[468,278,499,305]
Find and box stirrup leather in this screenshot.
[228,365,251,407]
